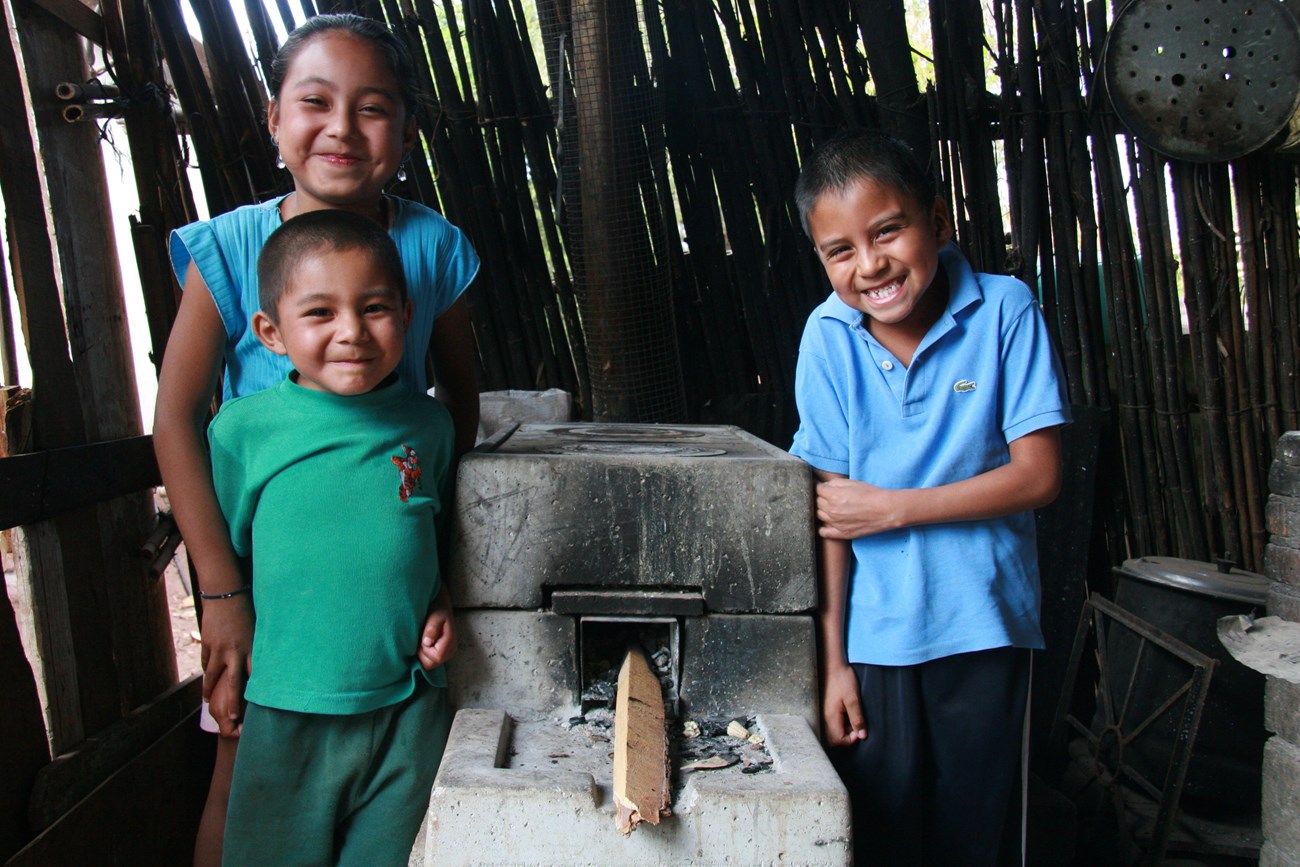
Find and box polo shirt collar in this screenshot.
[938,241,983,318]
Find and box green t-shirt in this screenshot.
[208,375,453,714]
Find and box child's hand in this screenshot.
[417,606,457,670]
[815,478,897,540]
[821,662,868,748]
[200,596,253,738]
[208,665,247,738]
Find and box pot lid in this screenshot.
[1117,555,1270,605]
[1102,0,1300,162]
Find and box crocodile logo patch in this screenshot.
[953,380,977,393]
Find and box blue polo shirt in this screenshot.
[790,243,1070,666]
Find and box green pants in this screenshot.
[223,682,450,867]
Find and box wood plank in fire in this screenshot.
[612,648,670,835]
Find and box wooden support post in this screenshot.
[1,0,176,752]
[612,648,670,835]
[571,0,686,423]
[1,0,93,753]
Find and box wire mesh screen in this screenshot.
[559,0,687,423]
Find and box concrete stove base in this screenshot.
[425,709,851,866]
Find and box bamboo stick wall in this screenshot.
[0,2,1296,855]
[52,0,1300,579]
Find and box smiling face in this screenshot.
[807,177,953,335]
[253,245,411,396]
[267,30,416,216]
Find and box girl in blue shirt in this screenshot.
[152,14,479,865]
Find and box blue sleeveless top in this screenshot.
[170,195,479,400]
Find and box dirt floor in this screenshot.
[164,547,203,682]
[3,535,203,717]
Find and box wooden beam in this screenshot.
[8,689,211,866]
[0,436,161,532]
[26,676,202,833]
[612,648,670,835]
[21,0,103,46]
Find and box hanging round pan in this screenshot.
[1102,0,1300,162]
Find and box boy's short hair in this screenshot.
[258,210,406,321]
[794,129,937,238]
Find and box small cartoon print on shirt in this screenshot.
[391,445,422,503]
[953,379,977,393]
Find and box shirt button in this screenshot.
[881,360,894,371]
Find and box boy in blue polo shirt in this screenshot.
[789,129,1069,865]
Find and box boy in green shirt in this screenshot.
[207,208,457,864]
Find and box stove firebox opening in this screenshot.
[579,616,679,718]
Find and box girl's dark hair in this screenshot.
[257,209,407,321]
[268,13,421,116]
[793,129,937,238]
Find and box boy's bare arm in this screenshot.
[417,584,458,670]
[816,426,1063,540]
[153,263,252,733]
[814,470,868,747]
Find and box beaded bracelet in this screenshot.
[198,584,251,601]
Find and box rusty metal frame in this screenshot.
[1052,593,1217,865]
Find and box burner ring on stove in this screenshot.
[560,426,707,440]
[538,443,728,457]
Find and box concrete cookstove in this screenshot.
[424,423,850,866]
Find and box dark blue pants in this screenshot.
[830,646,1031,867]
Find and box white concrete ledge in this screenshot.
[426,709,851,866]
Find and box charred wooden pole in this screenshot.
[1038,0,1104,406]
[1199,162,1257,569]
[571,0,686,422]
[649,0,751,407]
